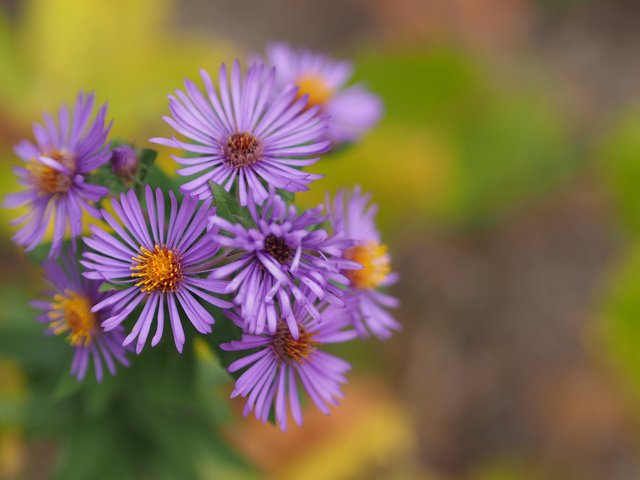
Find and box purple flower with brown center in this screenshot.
[4,92,112,256]
[264,43,382,144]
[328,187,400,339]
[32,250,130,382]
[150,60,330,206]
[209,189,359,338]
[221,299,356,431]
[81,186,232,353]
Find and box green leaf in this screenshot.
[53,370,87,400]
[143,163,183,196]
[133,148,157,187]
[276,188,295,204]
[25,242,52,264]
[98,282,129,292]
[209,181,253,228]
[201,304,244,376]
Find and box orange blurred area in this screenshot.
[224,379,417,479]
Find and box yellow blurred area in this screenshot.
[0,0,239,238]
[0,359,27,478]
[0,357,27,416]
[0,433,25,479]
[297,124,458,230]
[6,0,238,127]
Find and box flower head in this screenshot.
[264,43,382,144]
[81,186,232,353]
[210,190,358,337]
[32,250,129,382]
[4,92,112,256]
[328,187,400,339]
[151,60,330,206]
[110,144,139,181]
[221,300,356,431]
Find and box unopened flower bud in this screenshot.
[110,145,138,181]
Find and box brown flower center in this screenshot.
[272,321,319,364]
[264,234,293,265]
[223,132,263,168]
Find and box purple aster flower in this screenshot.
[150,60,330,206]
[264,43,382,144]
[31,249,130,382]
[221,299,357,431]
[4,92,112,256]
[81,186,232,353]
[328,187,400,339]
[209,189,359,338]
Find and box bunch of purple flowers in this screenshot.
[5,44,399,431]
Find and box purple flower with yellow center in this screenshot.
[32,251,129,382]
[4,92,112,256]
[81,186,232,353]
[209,190,358,337]
[328,187,400,339]
[264,43,382,144]
[221,299,356,431]
[151,60,330,206]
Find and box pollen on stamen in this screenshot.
[223,132,263,168]
[131,245,184,294]
[344,241,391,290]
[272,320,319,364]
[48,290,97,347]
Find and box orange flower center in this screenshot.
[28,149,76,195]
[131,245,183,293]
[48,290,97,347]
[295,74,333,110]
[344,241,391,290]
[272,321,319,364]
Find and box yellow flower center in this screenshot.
[48,290,97,347]
[272,321,319,364]
[295,74,333,110]
[28,149,76,195]
[344,241,391,290]
[131,245,183,293]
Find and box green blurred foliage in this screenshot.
[599,110,640,237]
[600,244,640,404]
[299,50,578,232]
[596,104,640,417]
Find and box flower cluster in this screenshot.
[5,44,398,429]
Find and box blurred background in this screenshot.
[3,0,640,478]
